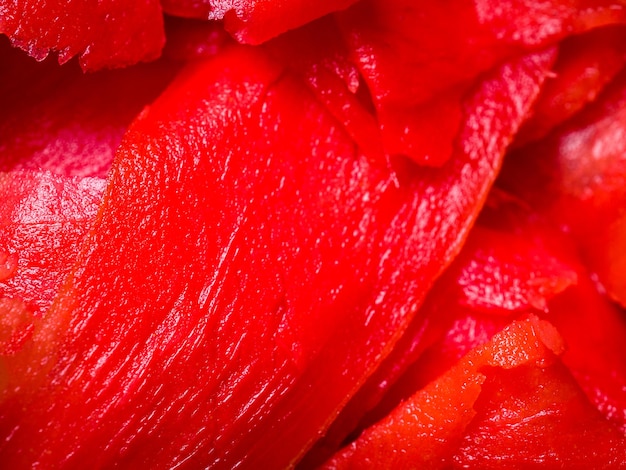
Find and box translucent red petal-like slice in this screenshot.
[0,0,165,71]
[0,45,553,468]
[375,201,626,434]
[515,25,626,146]
[301,194,579,465]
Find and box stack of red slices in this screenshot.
[1,1,626,468]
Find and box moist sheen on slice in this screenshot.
[0,45,553,468]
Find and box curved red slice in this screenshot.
[500,67,626,307]
[0,0,164,71]
[0,45,552,468]
[162,0,359,44]
[302,193,579,465]
[0,37,181,178]
[336,0,626,166]
[324,316,626,469]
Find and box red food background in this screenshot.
[0,0,625,468]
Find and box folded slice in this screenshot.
[500,67,626,307]
[335,0,626,165]
[324,316,626,469]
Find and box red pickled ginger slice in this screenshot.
[0,45,553,468]
[500,66,626,307]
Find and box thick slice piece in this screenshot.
[336,0,626,165]
[0,36,181,178]
[0,171,104,354]
[0,46,552,468]
[324,317,626,469]
[0,0,164,70]
[500,67,626,307]
[162,0,358,44]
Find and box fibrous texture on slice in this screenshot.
[0,44,552,468]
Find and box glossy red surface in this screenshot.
[1,2,625,468]
[0,43,551,468]
[0,172,104,313]
[0,171,104,352]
